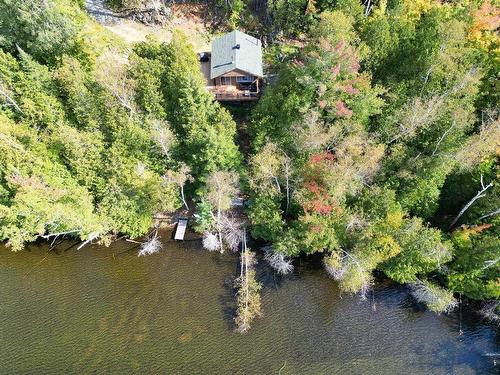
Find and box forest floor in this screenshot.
[86,1,212,51]
[223,103,256,162]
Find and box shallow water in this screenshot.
[0,234,498,374]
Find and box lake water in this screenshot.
[0,233,498,374]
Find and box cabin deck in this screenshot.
[207,86,260,101]
[200,54,260,102]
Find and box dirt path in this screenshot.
[223,104,256,162]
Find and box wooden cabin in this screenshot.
[200,30,263,102]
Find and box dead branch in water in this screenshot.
[263,245,294,275]
[138,229,162,256]
[234,229,262,333]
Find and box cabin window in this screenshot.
[220,76,231,85]
[236,75,254,83]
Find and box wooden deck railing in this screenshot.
[207,86,260,101]
[214,92,260,101]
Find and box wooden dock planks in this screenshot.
[174,219,188,240]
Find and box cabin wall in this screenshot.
[216,76,238,86]
[214,70,261,93]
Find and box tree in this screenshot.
[130,47,167,118]
[149,120,172,158]
[248,142,295,211]
[165,163,193,210]
[453,110,500,171]
[0,9,183,249]
[372,13,485,218]
[131,33,242,185]
[0,0,82,65]
[204,170,239,252]
[249,143,284,197]
[0,78,23,114]
[0,113,106,251]
[247,193,285,242]
[449,175,494,228]
[161,33,242,180]
[380,217,452,283]
[95,50,136,114]
[267,0,312,35]
[448,224,500,300]
[319,187,452,298]
[248,11,385,264]
[467,0,500,109]
[212,0,246,28]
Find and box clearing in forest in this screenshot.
[104,4,212,51]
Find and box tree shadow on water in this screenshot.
[409,338,499,375]
[399,293,428,314]
[257,259,289,290]
[219,256,240,332]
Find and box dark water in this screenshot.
[0,234,498,374]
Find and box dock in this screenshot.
[174,219,188,240]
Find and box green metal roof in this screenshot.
[210,30,263,80]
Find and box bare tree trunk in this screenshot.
[244,229,249,319]
[41,229,81,239]
[479,208,500,221]
[432,121,455,156]
[273,175,281,194]
[364,0,372,17]
[450,175,494,228]
[113,91,135,114]
[180,185,189,211]
[217,192,223,253]
[240,232,245,280]
[341,249,370,300]
[389,96,444,144]
[151,0,160,13]
[420,66,434,95]
[77,232,100,250]
[283,154,291,212]
[159,138,170,157]
[42,229,81,247]
[234,229,260,333]
[0,83,23,114]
